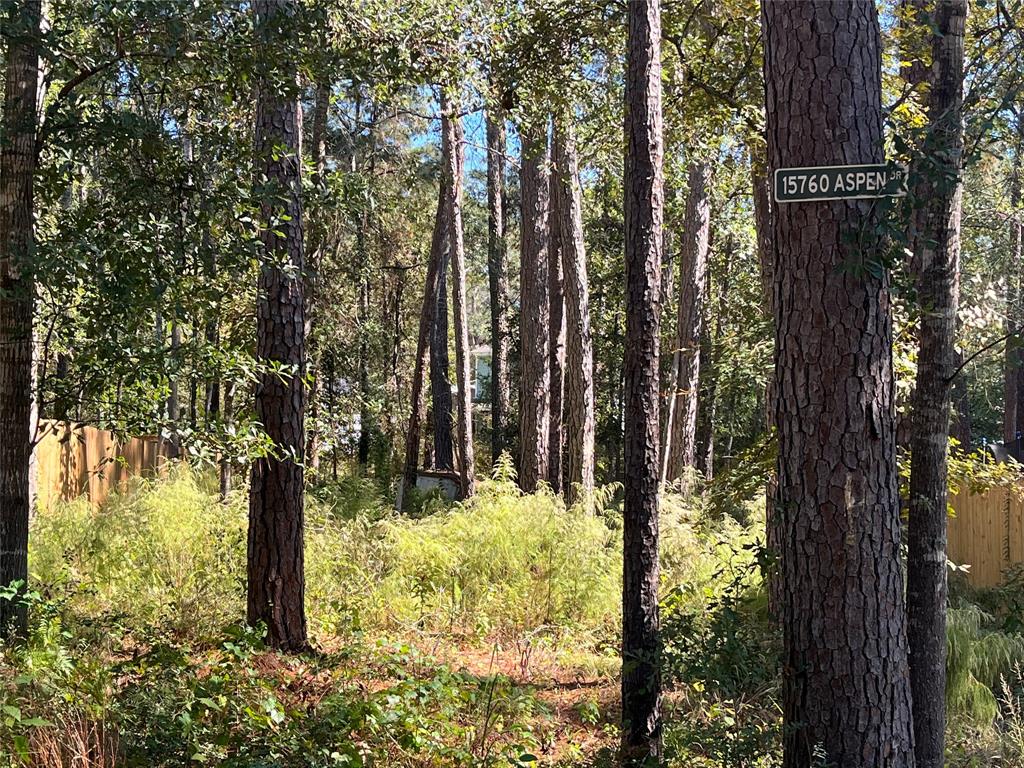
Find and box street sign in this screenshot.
[773,163,908,203]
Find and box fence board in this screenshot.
[949,485,1024,588]
[34,420,171,512]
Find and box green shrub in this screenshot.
[30,469,246,638]
[365,477,622,640]
[947,603,1024,724]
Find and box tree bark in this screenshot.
[305,80,329,475]
[622,0,664,762]
[547,146,566,494]
[518,127,551,492]
[553,119,596,505]
[952,347,971,450]
[486,107,512,464]
[248,0,308,653]
[0,0,40,639]
[356,212,371,468]
[220,380,234,501]
[751,152,774,318]
[906,3,967,767]
[752,148,782,613]
[1008,113,1024,444]
[429,246,455,471]
[399,123,450,508]
[762,1,916,766]
[663,161,711,487]
[444,99,475,498]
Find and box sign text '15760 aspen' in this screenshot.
[773,163,908,203]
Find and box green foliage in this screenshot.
[0,606,549,768]
[359,477,622,640]
[31,468,246,638]
[947,603,1024,725]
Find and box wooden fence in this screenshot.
[33,420,172,513]
[949,486,1024,588]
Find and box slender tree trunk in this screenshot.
[763,2,916,765]
[751,148,782,615]
[751,154,774,317]
[485,106,512,463]
[952,347,971,450]
[444,99,475,498]
[305,80,329,475]
[0,0,40,639]
[166,321,182,457]
[220,380,234,501]
[399,127,450,508]
[622,0,664,761]
[547,146,566,494]
[248,0,308,653]
[430,245,454,471]
[553,120,595,505]
[697,244,727,481]
[1006,118,1024,444]
[906,3,967,766]
[356,216,371,468]
[664,162,711,487]
[518,127,551,492]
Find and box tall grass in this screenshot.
[28,467,753,651]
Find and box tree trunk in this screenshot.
[763,2,916,765]
[220,380,234,501]
[430,247,455,471]
[752,149,782,613]
[553,120,596,505]
[751,152,774,317]
[0,0,40,639]
[663,161,711,487]
[399,125,450,509]
[444,99,475,498]
[166,321,182,457]
[952,347,971,450]
[486,107,512,464]
[1006,116,1024,444]
[697,244,727,481]
[305,80,329,475]
[906,3,967,767]
[518,127,551,492]
[622,0,664,762]
[356,217,371,468]
[248,0,308,653]
[547,146,566,494]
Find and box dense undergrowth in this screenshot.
[1,466,1023,766]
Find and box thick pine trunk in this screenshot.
[444,101,475,498]
[518,127,551,492]
[485,108,512,463]
[553,120,595,504]
[664,162,711,487]
[248,0,308,653]
[547,151,566,494]
[0,0,40,639]
[762,1,916,765]
[906,3,967,766]
[622,0,664,761]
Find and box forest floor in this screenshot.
[408,636,620,761]
[2,469,1023,767]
